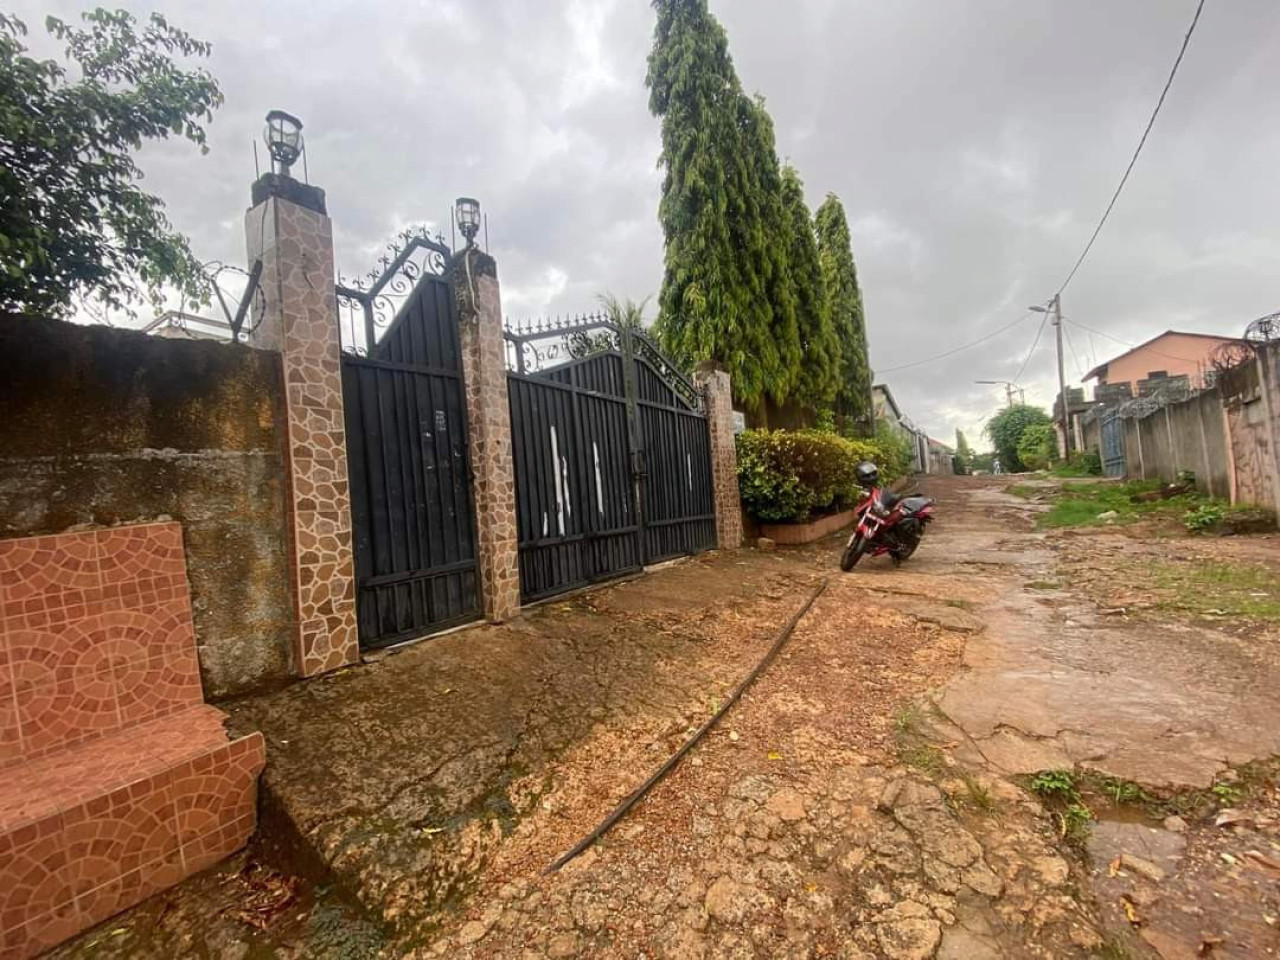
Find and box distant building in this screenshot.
[923,436,955,476]
[872,384,922,473]
[872,384,954,474]
[142,311,235,342]
[1083,330,1244,398]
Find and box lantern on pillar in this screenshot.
[264,110,304,176]
[455,197,481,246]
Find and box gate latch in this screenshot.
[631,449,647,480]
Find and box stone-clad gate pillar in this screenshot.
[245,175,359,677]
[695,364,744,550]
[449,248,521,621]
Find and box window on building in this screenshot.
[1146,370,1168,380]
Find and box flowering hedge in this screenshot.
[735,428,901,523]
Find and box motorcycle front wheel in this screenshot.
[840,534,868,572]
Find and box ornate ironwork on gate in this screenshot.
[504,315,715,602]
[336,229,480,647]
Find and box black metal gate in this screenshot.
[505,318,715,602]
[337,232,480,647]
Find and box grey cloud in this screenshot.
[12,0,1279,447]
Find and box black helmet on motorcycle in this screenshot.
[855,461,879,488]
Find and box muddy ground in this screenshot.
[51,476,1280,959]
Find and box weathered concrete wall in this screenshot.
[1121,386,1231,499]
[0,314,295,697]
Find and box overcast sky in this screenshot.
[16,0,1280,447]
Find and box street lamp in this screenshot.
[455,197,481,246]
[264,110,303,176]
[975,380,1024,407]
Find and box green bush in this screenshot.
[985,404,1053,472]
[736,428,897,522]
[871,420,914,480]
[1016,423,1057,471]
[1052,450,1102,477]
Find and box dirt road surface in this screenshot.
[51,476,1280,959]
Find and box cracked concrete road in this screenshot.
[50,475,1280,959]
[932,482,1280,790]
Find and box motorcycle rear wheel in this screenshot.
[892,533,922,564]
[840,535,868,572]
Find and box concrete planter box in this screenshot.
[759,509,856,545]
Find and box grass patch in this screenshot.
[893,702,924,735]
[1096,936,1136,960]
[956,771,998,815]
[1037,479,1210,530]
[1006,484,1040,500]
[1025,580,1062,591]
[1026,769,1094,846]
[893,699,947,775]
[1147,560,1280,620]
[901,742,944,774]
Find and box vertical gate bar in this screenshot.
[369,368,396,636]
[398,368,419,632]
[527,382,550,595]
[514,381,538,597]
[621,326,647,565]
[344,364,372,643]
[362,300,376,356]
[533,384,555,593]
[424,374,451,619]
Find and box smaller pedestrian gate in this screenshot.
[336,233,480,648]
[1100,410,1126,477]
[505,317,716,602]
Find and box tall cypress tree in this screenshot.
[647,0,785,407]
[735,95,801,404]
[815,193,872,431]
[781,164,838,410]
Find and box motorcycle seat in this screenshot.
[900,495,934,515]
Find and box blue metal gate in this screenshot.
[1101,411,1125,477]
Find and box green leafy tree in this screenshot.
[0,10,222,318]
[984,404,1053,473]
[1016,423,1057,471]
[781,164,838,411]
[872,420,914,480]
[969,450,996,473]
[647,0,796,407]
[568,292,649,358]
[735,96,800,404]
[954,429,974,474]
[815,194,872,433]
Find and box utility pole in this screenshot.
[1030,297,1072,459]
[1051,295,1069,458]
[975,380,1018,408]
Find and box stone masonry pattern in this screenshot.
[696,367,744,550]
[248,198,359,676]
[455,254,521,622]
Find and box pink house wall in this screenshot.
[1097,334,1239,387]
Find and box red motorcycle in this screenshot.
[840,462,936,571]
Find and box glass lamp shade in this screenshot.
[264,110,303,168]
[455,197,481,241]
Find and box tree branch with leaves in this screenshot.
[0,9,222,318]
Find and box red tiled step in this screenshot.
[0,705,265,959]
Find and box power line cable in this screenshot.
[1062,316,1203,366]
[1013,311,1049,383]
[1062,320,1087,378]
[1055,0,1206,297]
[877,311,1036,374]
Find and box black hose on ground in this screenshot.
[545,578,829,873]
